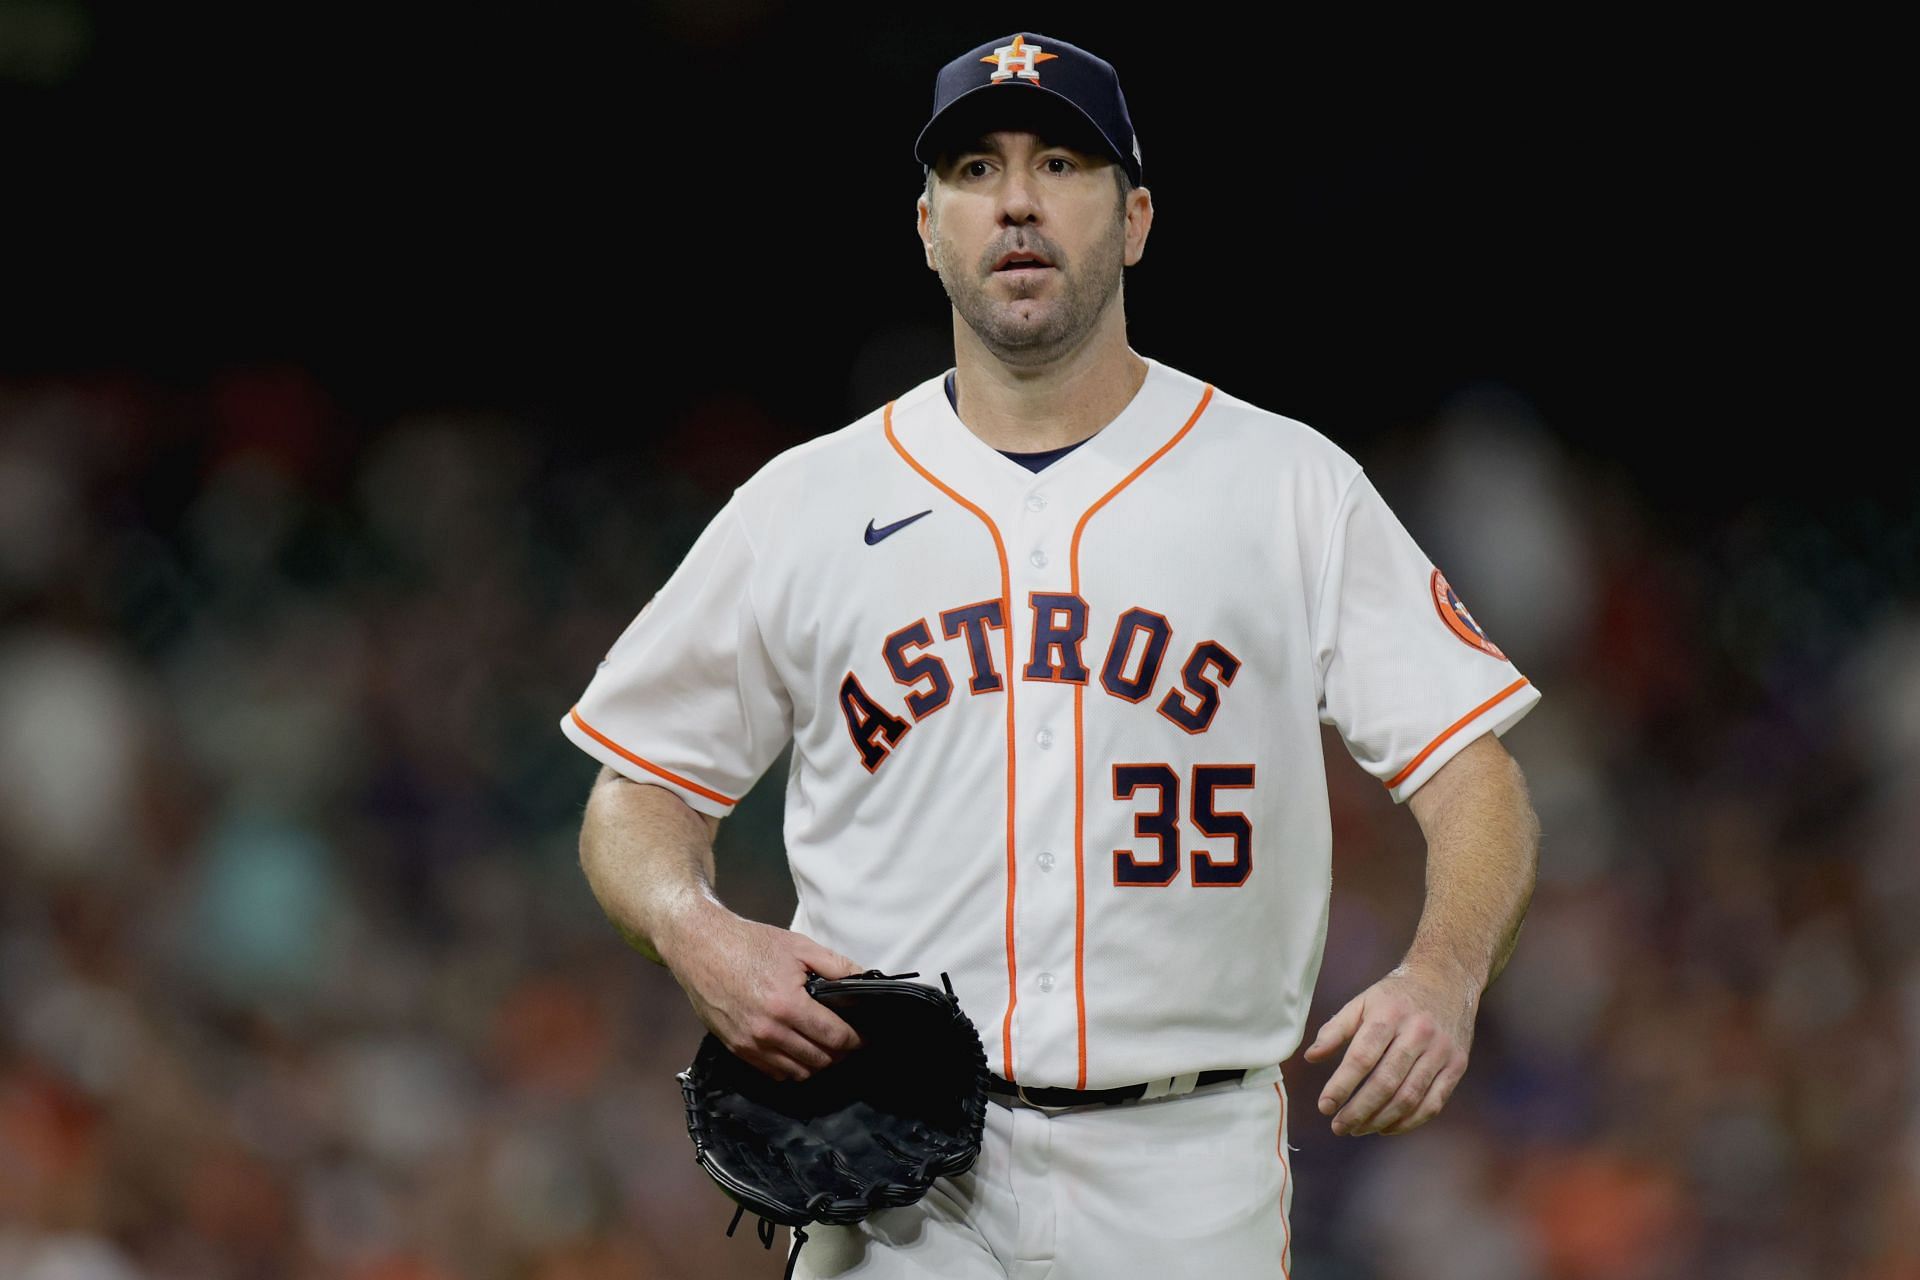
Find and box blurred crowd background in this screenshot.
[4,366,1915,1280]
[2,5,1902,1280]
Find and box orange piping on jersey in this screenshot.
[566,705,739,806]
[884,399,1022,1082]
[1274,1081,1293,1277]
[1066,382,1215,1087]
[1383,676,1532,791]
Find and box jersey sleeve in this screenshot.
[558,493,793,818]
[1313,470,1542,804]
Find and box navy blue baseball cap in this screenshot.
[914,33,1143,188]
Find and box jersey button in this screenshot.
[1026,493,1047,512]
[1036,972,1056,993]
[1037,851,1055,872]
[1035,727,1054,749]
[1029,549,1048,569]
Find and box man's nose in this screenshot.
[996,166,1042,223]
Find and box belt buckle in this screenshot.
[1015,1083,1080,1113]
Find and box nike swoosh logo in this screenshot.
[865,509,933,545]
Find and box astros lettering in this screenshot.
[841,595,1240,773]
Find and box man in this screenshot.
[562,31,1542,1279]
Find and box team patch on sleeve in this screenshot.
[1430,569,1507,660]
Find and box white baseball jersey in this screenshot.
[560,355,1541,1091]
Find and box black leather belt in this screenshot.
[987,1069,1246,1110]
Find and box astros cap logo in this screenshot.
[981,34,1057,84]
[914,32,1145,189]
[1430,569,1508,661]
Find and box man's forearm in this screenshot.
[577,769,723,966]
[1401,741,1541,997]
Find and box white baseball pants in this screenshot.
[787,1063,1296,1280]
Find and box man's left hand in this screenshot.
[1301,961,1478,1137]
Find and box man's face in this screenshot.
[916,129,1151,366]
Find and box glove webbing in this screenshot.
[726,1203,810,1280]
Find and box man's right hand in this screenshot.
[659,900,867,1081]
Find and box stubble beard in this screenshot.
[932,212,1127,368]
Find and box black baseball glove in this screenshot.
[677,970,990,1279]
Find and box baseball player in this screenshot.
[563,31,1543,1279]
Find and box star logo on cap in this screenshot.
[981,34,1057,84]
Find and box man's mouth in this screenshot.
[993,250,1055,273]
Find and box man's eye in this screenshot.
[1045,157,1074,174]
[962,160,990,177]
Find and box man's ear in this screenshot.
[1123,184,1153,267]
[916,192,937,270]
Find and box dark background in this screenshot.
[2,6,1910,1280]
[8,6,1872,507]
